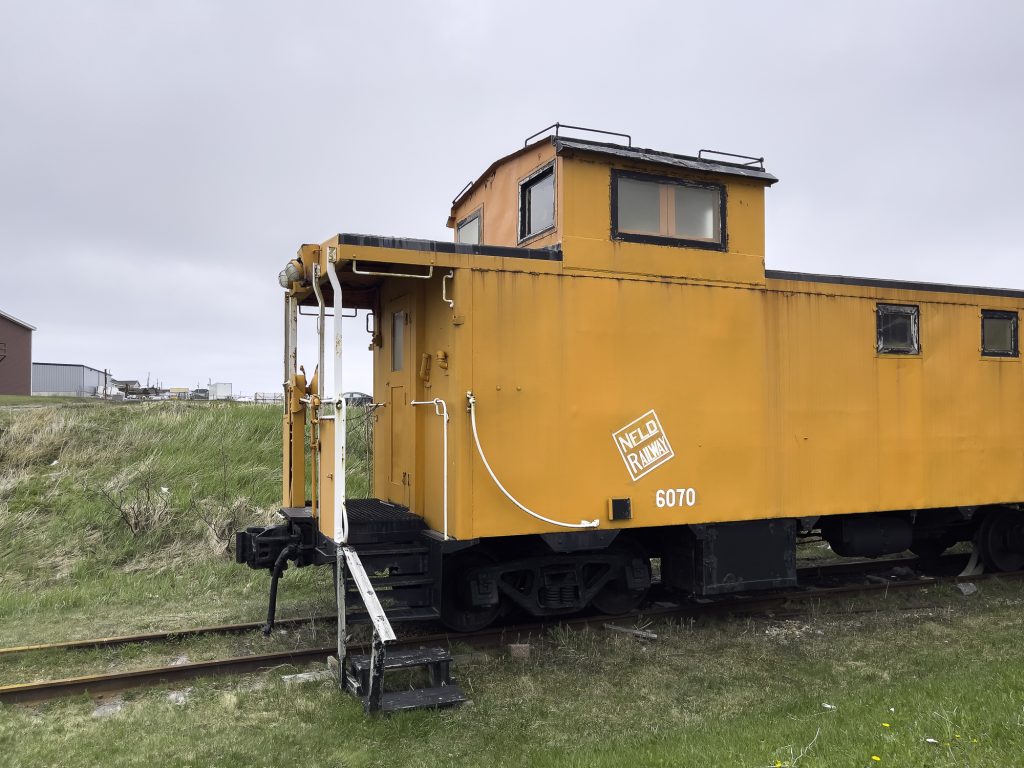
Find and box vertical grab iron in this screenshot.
[410,398,450,541]
[326,250,348,685]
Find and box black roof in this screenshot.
[551,137,778,184]
[452,135,776,212]
[766,269,1024,300]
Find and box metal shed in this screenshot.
[32,363,112,397]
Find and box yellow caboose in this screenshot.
[238,124,1024,711]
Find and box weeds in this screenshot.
[91,458,173,535]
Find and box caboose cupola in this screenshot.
[449,123,778,285]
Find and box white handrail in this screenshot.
[325,256,349,684]
[466,391,599,529]
[442,270,455,309]
[352,260,433,279]
[411,398,450,540]
[343,546,397,643]
[311,265,326,523]
[325,260,349,546]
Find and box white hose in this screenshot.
[467,391,599,529]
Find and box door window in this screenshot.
[391,311,406,371]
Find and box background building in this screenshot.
[32,363,115,397]
[0,310,35,396]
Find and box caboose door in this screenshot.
[383,293,414,507]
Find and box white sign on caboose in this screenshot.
[612,409,674,481]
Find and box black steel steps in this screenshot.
[347,606,439,625]
[355,543,429,557]
[346,574,433,590]
[349,646,453,677]
[335,500,463,713]
[344,528,435,624]
[345,646,466,713]
[345,499,427,545]
[379,686,467,713]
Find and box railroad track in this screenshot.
[0,614,336,657]
[0,553,944,659]
[0,553,1004,706]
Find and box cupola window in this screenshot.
[457,210,481,245]
[612,170,725,250]
[519,164,555,242]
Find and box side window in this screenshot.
[0,341,6,363]
[391,311,405,371]
[457,210,481,245]
[612,170,724,250]
[519,164,555,242]
[982,309,1018,357]
[876,304,920,355]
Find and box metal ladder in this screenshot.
[339,546,466,713]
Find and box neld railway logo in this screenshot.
[612,409,674,481]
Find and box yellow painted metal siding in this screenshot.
[463,269,771,538]
[765,277,1024,517]
[317,258,1024,542]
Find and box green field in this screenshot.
[2,401,1024,767]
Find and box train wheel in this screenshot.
[591,539,651,615]
[977,508,1024,573]
[440,549,502,633]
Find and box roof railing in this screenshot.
[697,149,765,171]
[451,180,473,206]
[524,122,632,148]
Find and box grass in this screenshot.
[2,400,1024,766]
[0,395,100,406]
[2,582,1024,767]
[0,400,371,646]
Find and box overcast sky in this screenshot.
[2,1,1022,395]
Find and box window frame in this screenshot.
[610,168,727,252]
[0,341,6,364]
[981,309,1019,358]
[517,162,556,244]
[456,207,483,245]
[876,303,921,355]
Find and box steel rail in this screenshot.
[0,615,336,657]
[0,647,338,705]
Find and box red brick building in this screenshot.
[0,310,35,396]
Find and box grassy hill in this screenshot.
[0,399,367,645]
